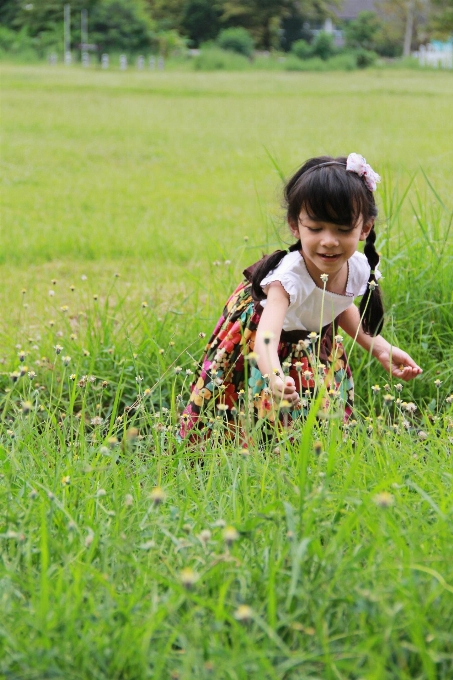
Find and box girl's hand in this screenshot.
[374,345,422,381]
[271,375,300,406]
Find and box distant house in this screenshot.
[323,0,379,45]
[335,0,379,21]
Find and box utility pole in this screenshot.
[64,4,71,64]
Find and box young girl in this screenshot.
[181,154,422,441]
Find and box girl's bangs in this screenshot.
[292,166,365,226]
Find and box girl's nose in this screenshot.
[320,232,339,247]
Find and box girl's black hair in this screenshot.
[251,155,384,336]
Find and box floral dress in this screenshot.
[181,250,375,442]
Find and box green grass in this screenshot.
[1,65,453,679]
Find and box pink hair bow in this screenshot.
[346,153,381,192]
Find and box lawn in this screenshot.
[0,64,453,679]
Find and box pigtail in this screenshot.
[251,240,301,301]
[359,227,384,335]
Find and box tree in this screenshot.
[344,11,382,51]
[377,0,428,56]
[90,1,154,55]
[430,0,453,36]
[3,0,100,36]
[181,0,222,46]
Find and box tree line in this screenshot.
[0,0,451,59]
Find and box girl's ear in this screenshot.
[359,218,374,241]
[288,218,299,240]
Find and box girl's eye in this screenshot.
[307,227,322,232]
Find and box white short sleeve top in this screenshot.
[260,250,380,332]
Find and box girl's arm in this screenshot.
[255,282,300,405]
[337,305,422,381]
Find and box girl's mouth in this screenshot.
[318,253,340,260]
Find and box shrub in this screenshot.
[216,27,254,58]
[312,31,336,60]
[285,56,326,71]
[291,39,313,60]
[353,48,378,68]
[327,53,357,71]
[193,47,249,70]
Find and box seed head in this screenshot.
[418,430,428,440]
[61,475,71,486]
[373,492,394,508]
[199,332,206,338]
[368,280,378,291]
[179,567,199,590]
[54,344,63,355]
[60,305,69,313]
[223,525,239,546]
[320,273,329,284]
[174,366,182,374]
[434,379,442,388]
[141,301,148,308]
[21,400,33,414]
[262,330,274,345]
[62,355,71,366]
[198,529,211,544]
[150,486,166,505]
[234,605,253,622]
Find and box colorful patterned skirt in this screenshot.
[180,279,354,442]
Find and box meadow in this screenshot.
[1,64,453,679]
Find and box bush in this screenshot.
[291,39,312,60]
[285,55,327,71]
[193,47,249,70]
[216,27,254,58]
[312,31,336,60]
[353,48,378,68]
[327,53,357,71]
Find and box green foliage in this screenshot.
[217,26,254,57]
[311,30,335,60]
[285,54,328,71]
[290,38,312,60]
[430,0,453,36]
[344,10,382,51]
[90,0,154,55]
[181,0,222,47]
[3,0,100,37]
[350,47,378,69]
[193,45,250,69]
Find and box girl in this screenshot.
[181,154,422,441]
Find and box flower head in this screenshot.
[373,491,394,508]
[179,567,199,590]
[150,486,166,505]
[320,273,329,284]
[234,605,253,622]
[223,525,239,546]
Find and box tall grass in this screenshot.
[1,66,453,678]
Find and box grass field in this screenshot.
[1,64,453,679]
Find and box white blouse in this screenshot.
[260,250,380,332]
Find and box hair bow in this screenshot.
[346,153,381,192]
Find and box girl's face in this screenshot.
[290,209,373,281]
